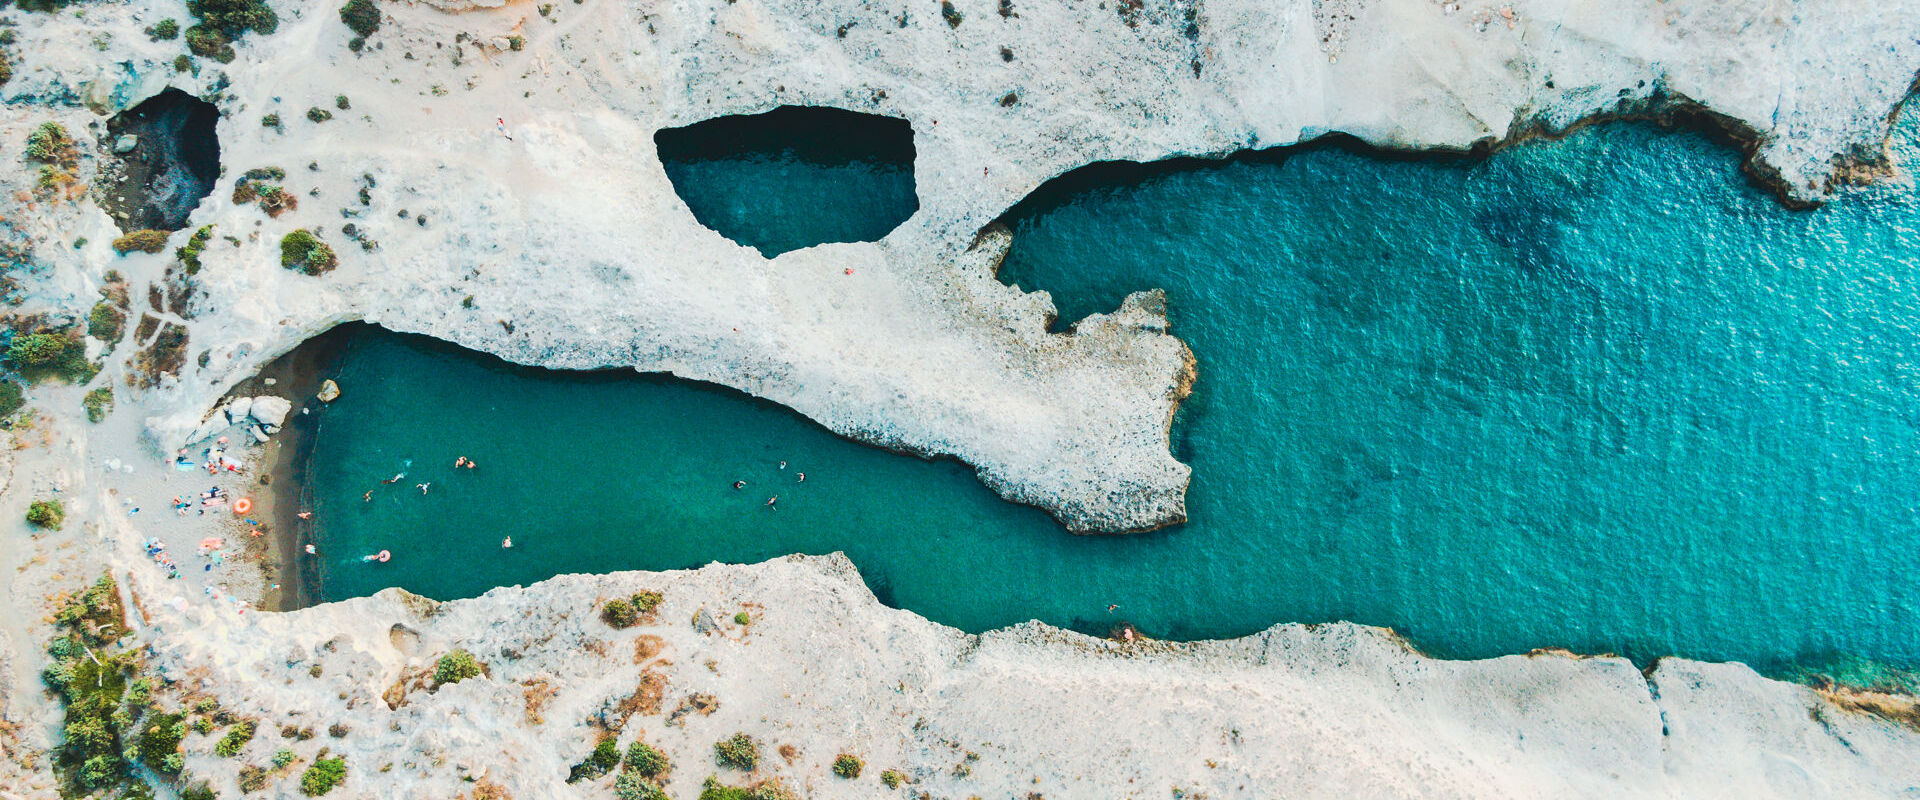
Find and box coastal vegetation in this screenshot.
[566,737,621,783]
[25,121,77,167]
[625,740,668,777]
[216,719,258,756]
[40,574,163,796]
[307,107,333,123]
[84,386,113,422]
[112,229,171,254]
[176,224,214,274]
[713,733,759,771]
[434,649,483,685]
[279,230,337,275]
[148,18,181,40]
[697,775,796,800]
[300,754,347,795]
[7,327,97,384]
[601,590,663,628]
[26,499,63,529]
[880,768,906,788]
[185,0,279,63]
[339,0,381,41]
[832,753,863,778]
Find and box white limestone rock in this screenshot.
[248,396,291,428]
[222,397,251,425]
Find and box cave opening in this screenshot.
[102,88,221,233]
[654,105,917,257]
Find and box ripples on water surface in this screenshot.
[310,119,1920,669]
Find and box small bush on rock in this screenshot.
[632,590,663,613]
[272,748,297,768]
[614,770,665,800]
[216,719,256,756]
[433,649,481,685]
[83,387,112,422]
[713,733,758,771]
[279,230,337,276]
[339,0,381,38]
[733,612,750,626]
[238,764,268,792]
[112,229,169,254]
[832,753,862,778]
[300,755,346,796]
[566,737,620,783]
[306,107,332,123]
[27,499,64,529]
[25,122,77,166]
[880,768,906,788]
[601,598,637,628]
[176,225,214,274]
[180,782,216,800]
[9,332,64,365]
[149,18,181,40]
[624,740,668,777]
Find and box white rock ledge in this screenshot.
[132,553,1920,798]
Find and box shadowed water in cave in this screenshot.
[307,119,1920,671]
[101,89,221,232]
[654,105,918,257]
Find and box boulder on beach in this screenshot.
[317,379,341,402]
[189,412,228,444]
[251,396,293,427]
[250,424,270,444]
[225,396,253,424]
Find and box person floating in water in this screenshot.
[778,461,787,470]
[1107,604,1119,612]
[417,483,431,494]
[362,490,373,503]
[733,480,746,490]
[502,537,512,548]
[796,473,805,483]
[305,544,316,554]
[382,473,406,485]
[455,456,467,468]
[765,496,777,509]
[297,510,313,520]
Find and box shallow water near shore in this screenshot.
[310,119,1920,669]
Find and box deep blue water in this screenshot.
[309,117,1920,671]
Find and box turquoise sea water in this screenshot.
[309,120,1920,669]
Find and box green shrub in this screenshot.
[601,598,636,628]
[216,719,256,757]
[279,230,337,276]
[150,18,181,40]
[697,776,749,800]
[88,301,125,342]
[25,122,76,166]
[880,768,905,788]
[174,55,193,72]
[112,229,170,254]
[176,225,214,274]
[632,590,664,613]
[272,748,297,768]
[139,712,187,775]
[433,649,481,685]
[941,0,962,27]
[9,332,64,365]
[733,612,750,626]
[238,764,268,792]
[624,740,668,777]
[334,95,350,110]
[339,0,380,38]
[300,756,346,796]
[261,112,282,131]
[0,380,23,419]
[185,26,235,63]
[507,35,525,50]
[84,387,113,422]
[306,107,332,123]
[26,500,63,529]
[181,781,216,800]
[832,753,862,778]
[566,737,620,783]
[713,733,757,771]
[614,770,665,800]
[189,0,278,37]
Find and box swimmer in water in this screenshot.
[502,537,512,548]
[765,496,777,509]
[363,490,373,503]
[455,456,467,468]
[305,544,316,554]
[382,473,405,485]
[297,510,312,520]
[796,473,805,482]
[778,461,787,470]
[417,483,431,494]
[465,460,476,469]
[733,480,745,490]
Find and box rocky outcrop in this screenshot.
[132,554,1920,799]
[8,0,1918,532]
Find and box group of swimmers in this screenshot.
[361,456,477,503]
[733,460,806,510]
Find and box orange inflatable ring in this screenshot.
[233,498,253,514]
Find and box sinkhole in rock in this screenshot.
[654,106,917,257]
[102,88,221,233]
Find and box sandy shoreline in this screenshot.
[219,324,356,611]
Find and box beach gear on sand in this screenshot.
[233,497,253,514]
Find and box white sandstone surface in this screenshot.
[0,0,1919,797]
[94,553,1920,799]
